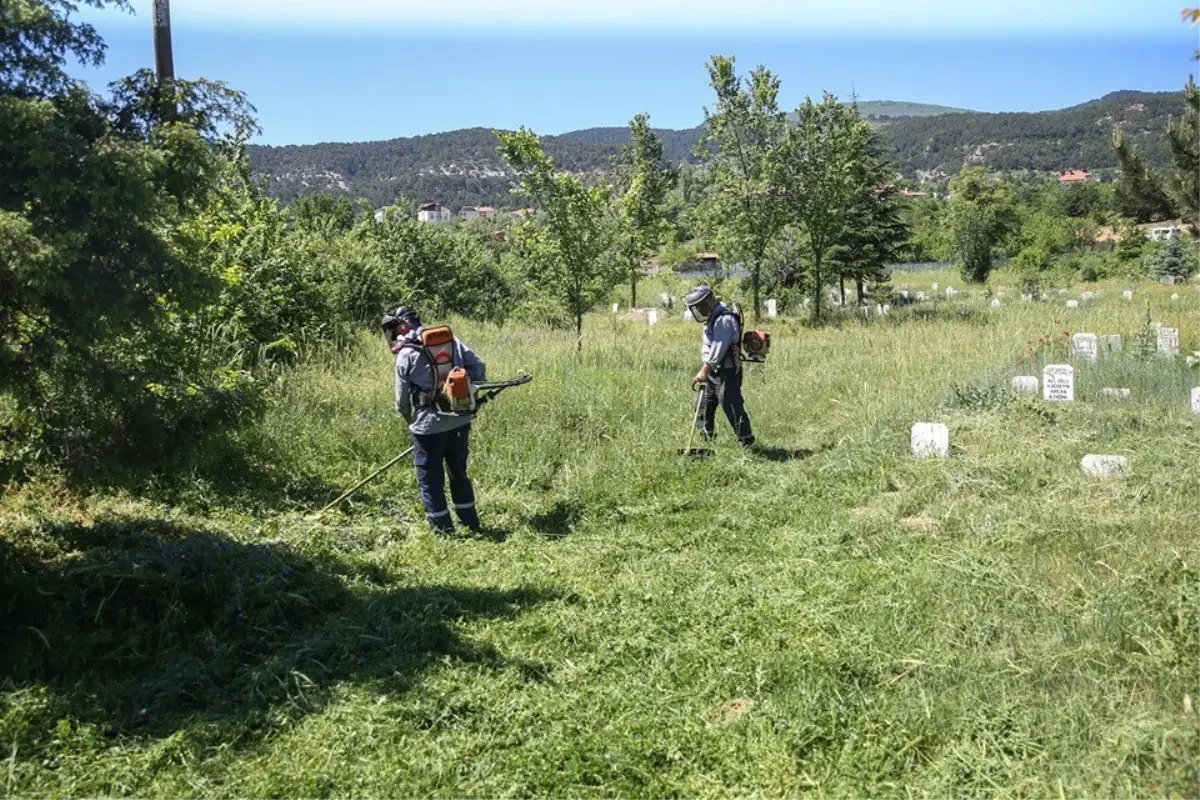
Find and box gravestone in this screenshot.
[1100,334,1123,352]
[1192,387,1200,413]
[1066,300,1079,308]
[1158,327,1180,356]
[648,309,658,326]
[1081,291,1094,301]
[1100,388,1132,401]
[916,291,928,301]
[1081,455,1128,477]
[946,287,956,298]
[1012,376,1039,395]
[911,423,950,459]
[1021,293,1033,301]
[802,297,811,308]
[1057,289,1068,295]
[991,299,1002,308]
[682,308,690,322]
[899,290,910,299]
[612,303,620,314]
[1172,293,1180,301]
[661,293,674,309]
[1043,364,1075,402]
[931,282,939,292]
[767,298,777,317]
[1039,292,1049,301]
[1122,289,1133,301]
[1071,333,1098,363]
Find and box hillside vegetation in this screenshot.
[247,91,1179,209]
[4,270,1198,797]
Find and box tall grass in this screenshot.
[1,271,1197,798]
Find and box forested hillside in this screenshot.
[884,90,1179,179]
[247,89,1180,209]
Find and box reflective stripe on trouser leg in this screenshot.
[445,426,479,528]
[412,431,452,531]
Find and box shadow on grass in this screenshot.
[528,499,582,539]
[0,516,554,744]
[750,444,829,462]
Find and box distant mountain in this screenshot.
[854,100,973,119]
[881,90,1178,180]
[246,90,1180,209]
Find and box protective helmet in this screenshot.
[381,305,422,342]
[684,285,714,322]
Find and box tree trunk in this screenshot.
[812,251,823,321]
[856,278,865,305]
[752,259,761,323]
[630,269,638,310]
[839,273,846,307]
[575,308,583,354]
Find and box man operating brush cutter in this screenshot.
[330,305,527,533]
[683,285,756,448]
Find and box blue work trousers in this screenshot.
[696,366,754,444]
[411,425,479,531]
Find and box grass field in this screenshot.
[2,270,1198,798]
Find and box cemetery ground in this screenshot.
[2,270,1197,798]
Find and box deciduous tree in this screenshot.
[496,128,617,351]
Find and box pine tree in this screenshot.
[1148,234,1194,281]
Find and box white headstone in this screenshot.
[1122,290,1134,301]
[802,297,811,308]
[1081,455,1128,478]
[661,293,672,309]
[875,303,885,317]
[1158,327,1180,356]
[1066,300,1079,308]
[931,282,939,292]
[1172,293,1180,301]
[1012,376,1039,395]
[1021,293,1033,301]
[916,291,928,301]
[1187,355,1199,368]
[1100,334,1123,352]
[1100,388,1132,401]
[683,307,690,322]
[1192,387,1200,413]
[1039,292,1049,301]
[946,287,956,298]
[612,303,620,314]
[767,298,777,317]
[648,309,658,326]
[1043,364,1075,402]
[1071,333,1099,363]
[882,304,891,315]
[991,299,1002,308]
[899,290,910,299]
[1057,289,1068,296]
[911,423,950,459]
[1081,291,1094,301]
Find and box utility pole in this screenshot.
[153,0,175,82]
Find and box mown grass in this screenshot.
[2,271,1197,798]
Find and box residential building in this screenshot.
[1058,170,1092,186]
[417,203,451,223]
[459,206,479,220]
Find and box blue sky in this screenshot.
[75,1,1197,145]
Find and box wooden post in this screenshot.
[153,0,175,81]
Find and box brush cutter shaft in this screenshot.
[317,446,414,515]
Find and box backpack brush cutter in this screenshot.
[310,375,532,518]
